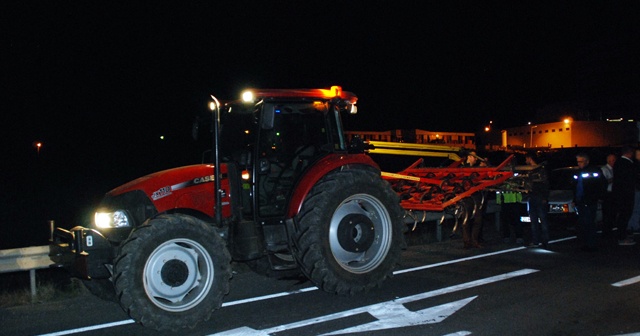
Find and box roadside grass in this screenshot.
[0,270,85,308]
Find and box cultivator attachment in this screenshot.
[367,141,515,232]
[382,156,514,212]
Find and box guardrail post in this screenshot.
[49,220,55,241]
[30,269,37,301]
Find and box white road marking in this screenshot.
[612,275,640,287]
[37,320,136,336]
[393,236,575,275]
[37,235,573,336]
[212,269,538,336]
[221,286,317,307]
[321,296,477,335]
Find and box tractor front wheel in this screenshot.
[113,214,231,331]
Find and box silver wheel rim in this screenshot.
[143,238,214,312]
[329,193,392,274]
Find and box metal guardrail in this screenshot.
[0,245,53,299]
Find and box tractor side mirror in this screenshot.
[262,106,275,129]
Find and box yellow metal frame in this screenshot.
[367,141,463,161]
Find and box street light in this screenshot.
[33,141,42,155]
[530,125,537,148]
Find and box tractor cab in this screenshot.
[213,87,357,218]
[206,87,361,260]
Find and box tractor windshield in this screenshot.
[256,101,343,217]
[219,110,258,164]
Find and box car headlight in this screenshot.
[95,210,131,228]
[548,204,570,213]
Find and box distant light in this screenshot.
[160,136,165,140]
[244,130,250,134]
[563,118,572,124]
[33,141,42,154]
[484,126,490,132]
[528,121,532,125]
[606,118,623,122]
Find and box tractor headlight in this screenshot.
[95,210,131,228]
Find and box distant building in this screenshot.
[345,129,476,148]
[503,120,639,149]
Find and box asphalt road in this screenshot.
[3,220,640,336]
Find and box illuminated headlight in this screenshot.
[95,210,131,228]
[241,90,255,102]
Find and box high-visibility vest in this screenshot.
[496,191,523,204]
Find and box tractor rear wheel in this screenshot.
[113,214,231,331]
[293,169,405,295]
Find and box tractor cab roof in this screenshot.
[215,86,358,115]
[239,86,357,104]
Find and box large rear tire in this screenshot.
[293,169,405,295]
[113,214,231,331]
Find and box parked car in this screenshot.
[519,166,602,224]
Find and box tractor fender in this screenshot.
[286,153,380,218]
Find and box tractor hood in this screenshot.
[108,164,219,197]
[105,164,230,219]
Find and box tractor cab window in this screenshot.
[257,102,332,217]
[219,109,258,165]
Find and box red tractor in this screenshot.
[50,86,407,330]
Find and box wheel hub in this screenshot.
[337,213,375,252]
[161,259,189,287]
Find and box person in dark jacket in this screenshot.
[525,154,550,248]
[573,152,607,251]
[612,146,637,246]
[626,148,640,233]
[460,151,486,249]
[600,153,616,237]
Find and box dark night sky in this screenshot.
[1,1,639,248]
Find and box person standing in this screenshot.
[573,152,607,251]
[626,148,640,233]
[600,153,616,237]
[460,151,485,249]
[612,147,636,246]
[525,154,550,248]
[498,189,526,245]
